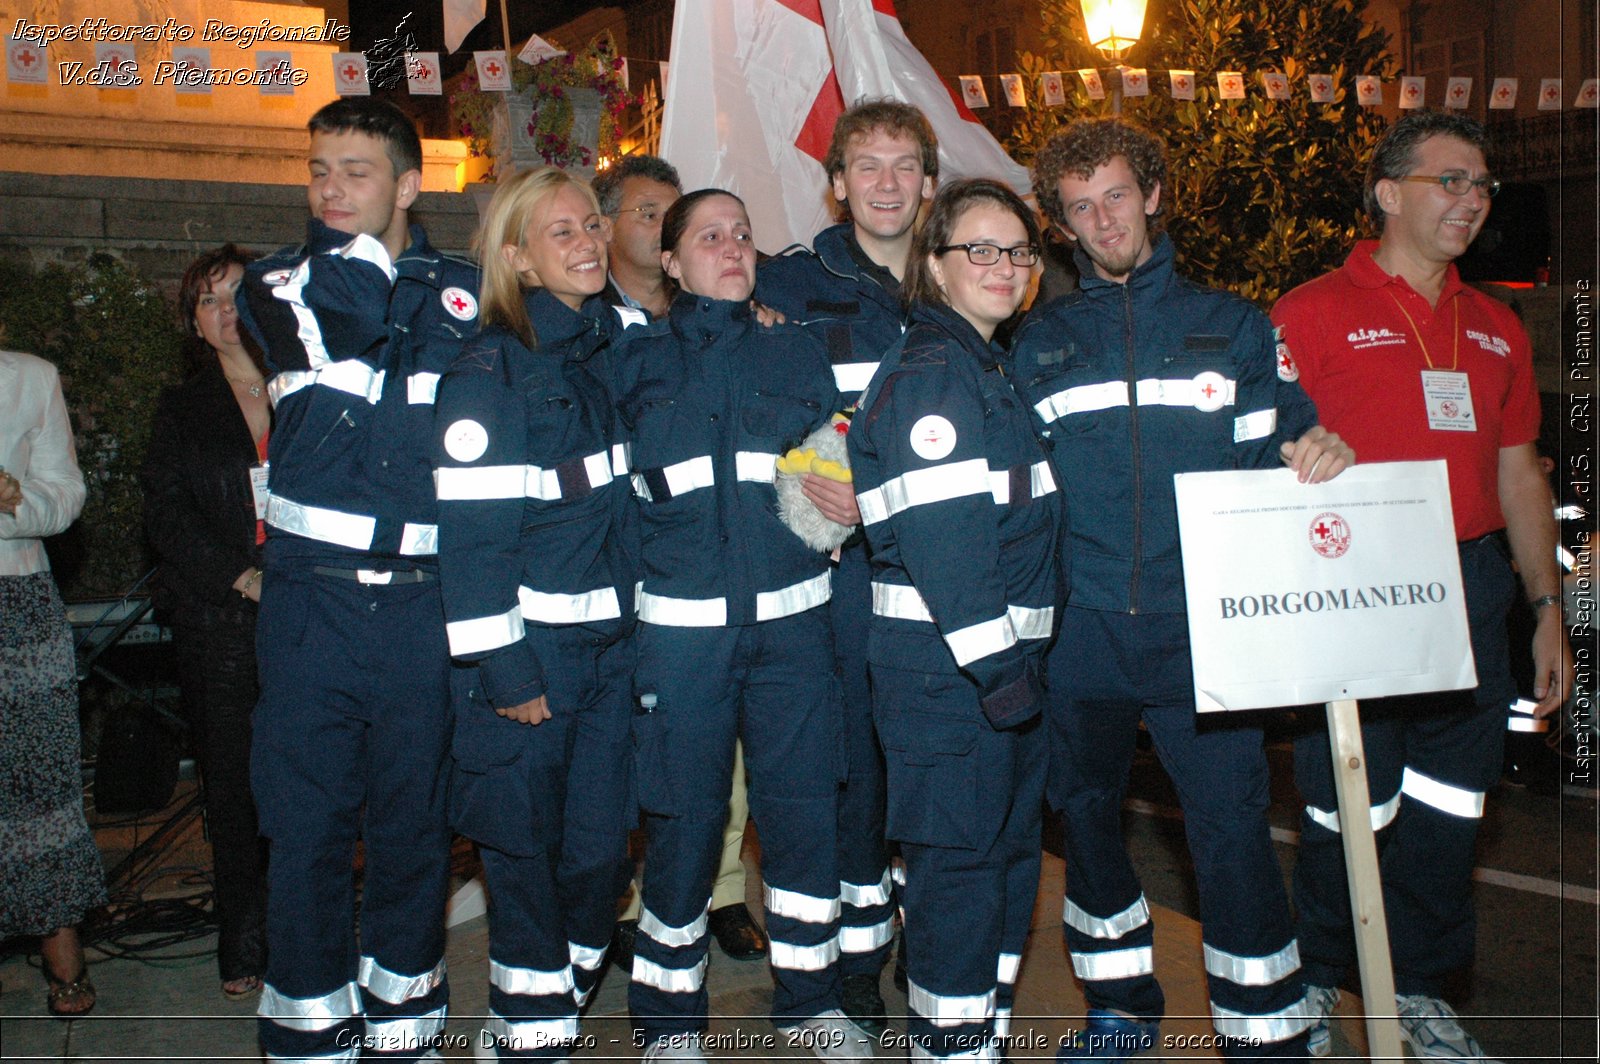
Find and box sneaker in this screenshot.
[1057,1009,1159,1062]
[793,1009,877,1062]
[1304,984,1341,1058]
[642,1032,709,1062]
[842,972,888,1036]
[1396,994,1489,1061]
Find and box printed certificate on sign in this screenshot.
[1174,460,1476,712]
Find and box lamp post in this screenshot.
[1079,0,1148,113]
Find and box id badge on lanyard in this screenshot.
[249,462,271,519]
[1420,370,1475,432]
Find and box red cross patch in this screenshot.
[441,287,478,321]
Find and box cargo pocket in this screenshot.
[878,700,981,850]
[631,707,678,817]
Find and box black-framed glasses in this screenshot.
[613,206,665,224]
[934,242,1041,266]
[1399,174,1502,198]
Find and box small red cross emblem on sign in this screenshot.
[1128,73,1142,86]
[1313,521,1330,539]
[1224,77,1239,91]
[1585,84,1598,101]
[343,64,360,80]
[415,62,432,79]
[1451,85,1464,98]
[1496,85,1511,99]
[1406,84,1419,98]
[1176,77,1189,90]
[1543,86,1558,100]
[486,62,502,78]
[1314,79,1327,92]
[106,53,124,70]
[17,47,38,68]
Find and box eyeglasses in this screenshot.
[1399,174,1502,198]
[934,242,1041,266]
[613,206,665,224]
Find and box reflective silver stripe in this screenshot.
[637,591,728,627]
[908,979,995,1027]
[267,494,376,551]
[1304,787,1401,834]
[435,465,525,500]
[519,585,622,624]
[574,983,595,1008]
[840,870,893,908]
[271,260,330,370]
[337,232,397,282]
[485,1011,579,1047]
[489,958,574,996]
[834,361,878,393]
[570,941,606,973]
[1035,378,1241,421]
[1203,940,1301,986]
[994,1007,1012,1039]
[258,979,361,1032]
[632,454,716,501]
[736,450,780,484]
[839,918,895,954]
[358,954,445,1005]
[1008,604,1054,641]
[1211,992,1315,1043]
[611,442,630,476]
[768,934,841,971]
[890,863,907,888]
[945,614,1016,668]
[1402,766,1485,818]
[265,1052,359,1063]
[446,604,524,656]
[1064,894,1151,940]
[364,1006,447,1049]
[997,952,1021,985]
[268,369,313,405]
[408,372,441,405]
[1233,408,1277,442]
[872,581,935,622]
[1070,945,1155,981]
[755,571,832,621]
[269,359,385,405]
[764,883,842,923]
[856,458,992,525]
[529,450,614,501]
[399,522,438,556]
[639,904,709,948]
[910,1043,1000,1063]
[631,954,707,992]
[1136,377,1236,407]
[988,460,1058,504]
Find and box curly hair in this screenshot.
[823,98,940,184]
[1031,117,1167,233]
[1364,110,1489,223]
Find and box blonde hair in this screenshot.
[475,166,603,347]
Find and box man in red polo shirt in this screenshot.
[1272,110,1572,1061]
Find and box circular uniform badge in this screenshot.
[1276,342,1300,382]
[441,287,478,321]
[1191,371,1229,413]
[262,268,292,286]
[1309,512,1351,559]
[443,419,490,463]
[909,415,957,461]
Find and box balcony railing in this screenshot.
[1488,110,1597,182]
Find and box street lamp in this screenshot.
[1079,0,1148,112]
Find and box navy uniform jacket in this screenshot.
[616,294,843,627]
[237,220,480,564]
[849,302,1065,723]
[1008,234,1316,615]
[755,223,905,405]
[433,289,644,708]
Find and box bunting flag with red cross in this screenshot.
[474,50,512,91]
[5,36,48,84]
[1489,77,1518,109]
[407,51,443,95]
[1122,68,1149,97]
[1399,75,1426,109]
[1444,76,1472,108]
[332,52,371,96]
[1308,73,1335,102]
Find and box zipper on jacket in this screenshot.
[1123,283,1141,615]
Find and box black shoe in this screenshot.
[611,919,639,973]
[892,929,908,992]
[841,973,887,1035]
[708,903,768,960]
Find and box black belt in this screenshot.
[311,565,436,584]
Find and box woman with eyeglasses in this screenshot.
[847,179,1065,1064]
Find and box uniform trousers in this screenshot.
[451,626,636,1060]
[628,607,844,1046]
[1048,608,1310,1059]
[253,563,453,1062]
[1293,535,1517,997]
[871,662,1046,1062]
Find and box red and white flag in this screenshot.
[959,76,989,108]
[407,51,443,95]
[1444,76,1472,108]
[1041,70,1066,106]
[1308,73,1335,102]
[1399,75,1426,109]
[1261,71,1289,100]
[1355,75,1383,107]
[1169,69,1195,100]
[518,33,565,64]
[1537,78,1562,111]
[171,46,211,95]
[5,36,48,84]
[1489,77,1517,109]
[1217,71,1245,100]
[1000,73,1025,107]
[443,0,486,54]
[332,53,370,96]
[1079,68,1105,99]
[257,50,295,96]
[1577,78,1598,109]
[1121,68,1148,97]
[474,50,512,91]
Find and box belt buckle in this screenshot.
[356,569,394,585]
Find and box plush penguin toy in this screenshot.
[775,413,855,552]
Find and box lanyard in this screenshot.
[1388,290,1460,371]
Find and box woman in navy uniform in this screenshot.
[432,167,639,1059]
[848,179,1065,1063]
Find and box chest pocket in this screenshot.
[742,389,820,449]
[1028,351,1109,438]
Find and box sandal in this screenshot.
[44,964,96,1019]
[222,975,262,999]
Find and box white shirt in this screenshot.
[0,350,86,576]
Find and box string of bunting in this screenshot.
[962,68,1597,112]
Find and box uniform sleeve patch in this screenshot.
[441,287,478,321]
[1275,341,1300,382]
[443,419,490,462]
[262,268,292,286]
[909,414,957,460]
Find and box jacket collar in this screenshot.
[1342,239,1465,303]
[668,292,752,343]
[300,220,444,288]
[526,288,608,360]
[911,301,1004,370]
[1073,230,1175,299]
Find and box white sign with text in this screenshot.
[1175,460,1476,711]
